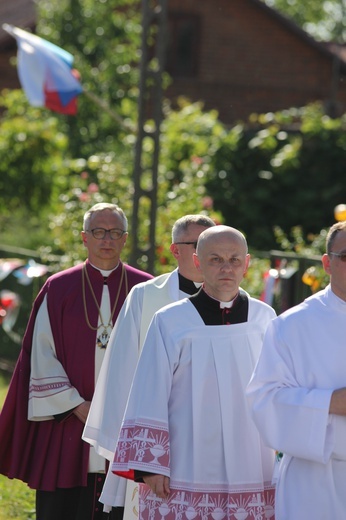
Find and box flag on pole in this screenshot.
[3,24,83,115]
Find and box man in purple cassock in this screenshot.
[0,203,152,520]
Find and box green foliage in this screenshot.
[36,0,142,158]
[241,255,271,300]
[265,0,346,41]
[0,377,35,520]
[39,100,224,274]
[41,150,136,268]
[0,90,68,215]
[0,90,71,250]
[0,475,35,520]
[1,0,345,298]
[0,374,10,405]
[274,225,330,291]
[274,224,327,256]
[206,104,346,251]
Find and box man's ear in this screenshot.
[81,230,88,248]
[243,254,251,275]
[193,253,201,271]
[170,243,180,260]
[321,253,331,275]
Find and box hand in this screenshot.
[143,474,170,499]
[330,388,346,416]
[73,401,91,423]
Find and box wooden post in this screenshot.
[129,0,168,273]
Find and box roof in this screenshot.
[249,0,346,70]
[0,0,36,48]
[1,0,346,70]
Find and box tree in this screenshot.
[39,100,224,273]
[36,0,142,158]
[265,0,346,41]
[206,103,346,251]
[0,90,70,250]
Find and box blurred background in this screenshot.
[1,0,346,368]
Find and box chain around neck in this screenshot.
[82,262,128,331]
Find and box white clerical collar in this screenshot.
[89,261,119,278]
[220,300,234,309]
[203,288,238,308]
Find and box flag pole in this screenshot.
[82,89,136,132]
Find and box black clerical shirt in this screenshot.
[189,287,249,325]
[178,272,201,296]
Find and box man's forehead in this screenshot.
[205,244,244,256]
[203,233,244,248]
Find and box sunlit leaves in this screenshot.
[36,0,142,157]
[264,0,346,41]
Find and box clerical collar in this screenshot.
[189,288,249,325]
[89,261,119,284]
[202,289,238,309]
[178,272,202,296]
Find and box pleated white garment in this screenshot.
[113,298,276,520]
[247,285,346,520]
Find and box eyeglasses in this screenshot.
[175,241,198,249]
[87,228,127,240]
[329,251,346,262]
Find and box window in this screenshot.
[166,13,200,78]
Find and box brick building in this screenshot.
[0,0,36,89]
[165,0,346,122]
[1,0,346,124]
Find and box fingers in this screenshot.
[73,401,91,423]
[143,474,170,499]
[163,476,170,496]
[155,476,170,498]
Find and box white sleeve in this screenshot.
[246,319,334,464]
[28,295,84,421]
[83,285,144,460]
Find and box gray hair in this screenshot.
[326,221,346,253]
[172,215,216,242]
[83,203,128,231]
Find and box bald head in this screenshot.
[196,226,248,257]
[193,225,250,301]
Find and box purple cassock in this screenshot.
[0,260,152,491]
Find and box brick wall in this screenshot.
[166,0,346,123]
[0,50,20,90]
[1,0,345,124]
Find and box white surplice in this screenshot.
[29,267,116,473]
[247,285,346,520]
[112,296,276,520]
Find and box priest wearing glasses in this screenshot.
[83,214,216,513]
[0,203,152,520]
[247,220,346,520]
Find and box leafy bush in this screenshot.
[206,104,346,250]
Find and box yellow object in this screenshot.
[334,204,346,221]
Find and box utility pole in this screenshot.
[129,0,168,273]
